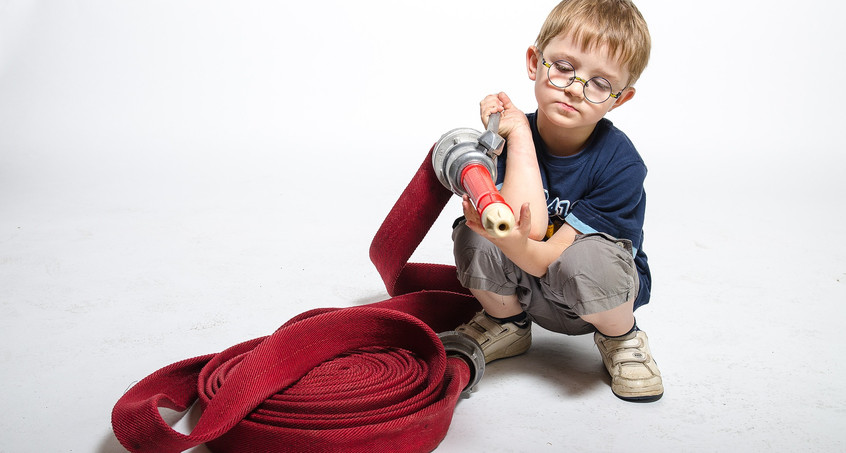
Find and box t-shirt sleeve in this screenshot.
[564,161,647,246]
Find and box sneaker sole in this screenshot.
[613,389,664,403]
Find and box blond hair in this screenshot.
[536,0,651,86]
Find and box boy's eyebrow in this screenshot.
[545,52,578,65]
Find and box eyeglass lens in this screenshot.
[547,60,613,103]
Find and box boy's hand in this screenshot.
[462,195,532,251]
[480,92,530,138]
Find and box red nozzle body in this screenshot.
[460,163,510,215]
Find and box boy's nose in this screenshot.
[565,79,585,99]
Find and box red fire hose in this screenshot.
[111,147,481,452]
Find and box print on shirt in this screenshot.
[545,189,570,239]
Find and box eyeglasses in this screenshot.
[540,52,624,104]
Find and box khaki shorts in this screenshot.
[452,221,639,335]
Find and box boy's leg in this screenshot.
[453,222,663,400]
[468,288,523,319]
[580,299,635,337]
[545,233,663,401]
[452,222,532,363]
[579,295,662,401]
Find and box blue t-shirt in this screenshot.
[496,112,652,309]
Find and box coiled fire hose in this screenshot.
[111,142,499,452]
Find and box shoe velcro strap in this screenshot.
[610,349,649,367]
[604,336,641,351]
[473,314,504,333]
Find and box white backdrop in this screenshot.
[2,1,845,452]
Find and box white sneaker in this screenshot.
[455,311,531,363]
[594,330,664,402]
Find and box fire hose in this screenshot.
[111,118,511,452]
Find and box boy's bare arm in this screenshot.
[481,92,548,240]
[462,198,579,278]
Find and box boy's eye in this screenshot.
[553,61,574,73]
[589,78,612,91]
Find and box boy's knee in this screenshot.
[452,221,490,252]
[544,234,638,315]
[452,221,498,275]
[452,221,514,294]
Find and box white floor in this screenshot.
[2,1,845,452]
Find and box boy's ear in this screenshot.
[526,46,540,81]
[608,87,636,112]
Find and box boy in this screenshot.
[452,0,662,402]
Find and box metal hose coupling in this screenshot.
[438,330,485,398]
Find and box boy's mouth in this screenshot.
[557,101,578,113]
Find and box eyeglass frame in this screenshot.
[539,51,625,104]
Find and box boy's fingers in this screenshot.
[498,92,513,109]
[481,95,498,108]
[482,94,505,110]
[461,196,477,218]
[480,97,505,127]
[518,203,531,230]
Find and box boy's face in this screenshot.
[527,34,635,137]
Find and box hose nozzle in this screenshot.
[432,113,515,237]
